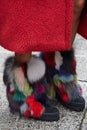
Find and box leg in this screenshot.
[43,0,86,111]
[15,52,32,63]
[3,51,59,121]
[71,0,86,44]
[44,49,85,111]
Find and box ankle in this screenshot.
[14,52,32,63]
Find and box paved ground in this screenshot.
[0,34,87,130]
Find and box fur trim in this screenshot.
[20,103,28,114]
[3,56,20,85]
[27,56,46,83]
[3,57,15,85]
[64,82,81,100]
[14,67,25,92]
[10,83,15,92]
[55,51,63,70]
[61,49,75,74]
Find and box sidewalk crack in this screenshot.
[78,108,87,130]
[78,79,87,83]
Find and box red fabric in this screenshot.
[78,4,87,39]
[44,52,55,67]
[0,0,73,53]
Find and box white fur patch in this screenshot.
[14,67,25,92]
[27,56,45,83]
[55,51,63,70]
[10,83,15,92]
[20,103,28,114]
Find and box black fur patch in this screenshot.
[61,49,75,74]
[3,56,20,85]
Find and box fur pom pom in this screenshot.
[55,51,63,70]
[27,56,46,83]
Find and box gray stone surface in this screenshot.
[0,34,87,130]
[82,111,87,130]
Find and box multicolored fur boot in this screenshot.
[42,48,85,112]
[3,55,59,121]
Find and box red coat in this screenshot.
[0,0,87,53]
[0,0,73,53]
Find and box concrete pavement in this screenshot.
[0,34,87,130]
